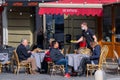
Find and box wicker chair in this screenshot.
[47,61,65,76]
[0,63,2,73]
[0,54,11,73]
[13,50,32,74]
[104,50,120,74]
[86,45,109,77]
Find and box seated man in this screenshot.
[16,38,38,74]
[50,41,70,78]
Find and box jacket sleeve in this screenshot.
[50,49,64,62]
[21,47,31,58]
[50,49,57,61]
[90,45,101,60]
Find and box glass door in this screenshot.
[115,6,120,42]
[102,5,120,58]
[102,6,113,58]
[103,6,112,42]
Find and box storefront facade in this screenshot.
[102,3,120,58]
[39,0,120,58]
[2,0,56,48]
[39,0,103,50]
[38,0,120,56]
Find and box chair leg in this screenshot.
[0,64,2,73]
[17,66,20,74]
[61,69,65,76]
[29,68,32,74]
[14,67,17,74]
[90,70,92,76]
[86,69,88,77]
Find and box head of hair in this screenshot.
[90,41,98,47]
[81,22,87,26]
[49,38,55,44]
[21,38,27,44]
[51,40,58,47]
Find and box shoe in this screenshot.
[31,70,39,74]
[71,72,77,76]
[64,73,71,78]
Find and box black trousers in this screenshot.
[41,60,48,73]
[78,57,90,76]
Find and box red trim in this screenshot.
[0,7,3,12]
[38,0,117,16]
[39,7,103,16]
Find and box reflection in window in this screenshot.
[102,6,112,42]
[115,6,120,42]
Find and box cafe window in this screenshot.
[102,6,112,42]
[115,6,120,42]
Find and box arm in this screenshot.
[89,29,97,42]
[50,49,59,61]
[71,36,83,43]
[93,35,97,42]
[21,47,31,58]
[90,45,101,59]
[50,49,64,62]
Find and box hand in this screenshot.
[31,51,35,54]
[28,51,31,53]
[28,51,35,54]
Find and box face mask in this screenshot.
[81,27,85,30]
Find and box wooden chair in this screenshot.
[66,46,71,54]
[86,45,109,77]
[0,63,2,73]
[47,61,65,76]
[0,62,11,73]
[104,50,120,74]
[0,54,11,73]
[114,50,120,74]
[13,50,32,74]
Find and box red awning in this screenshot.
[39,7,103,16]
[38,0,117,16]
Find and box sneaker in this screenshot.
[64,73,71,78]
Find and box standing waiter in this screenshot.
[71,22,97,49]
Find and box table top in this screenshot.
[66,53,90,71]
[0,53,8,64]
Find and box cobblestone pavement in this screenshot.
[0,72,120,80]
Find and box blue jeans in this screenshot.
[55,58,68,73]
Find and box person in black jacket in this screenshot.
[16,38,38,74]
[50,41,70,78]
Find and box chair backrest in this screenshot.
[98,45,109,69]
[13,50,20,65]
[113,50,119,60]
[66,46,71,54]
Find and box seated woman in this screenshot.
[41,38,55,73]
[78,42,101,76]
[50,41,70,78]
[89,42,101,64]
